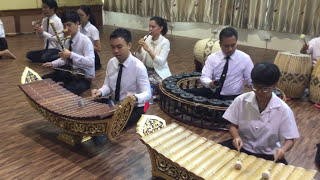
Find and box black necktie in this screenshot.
[115,64,124,101]
[45,18,49,50]
[215,56,230,96]
[69,40,73,51]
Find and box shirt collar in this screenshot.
[117,53,133,68]
[71,31,81,44]
[48,13,57,20]
[221,50,237,61]
[82,22,91,32]
[244,91,281,113]
[150,34,163,45]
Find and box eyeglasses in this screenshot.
[252,85,274,93]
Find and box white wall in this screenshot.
[103,11,315,53]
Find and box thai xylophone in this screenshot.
[19,67,134,145]
[137,115,318,180]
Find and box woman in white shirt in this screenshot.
[77,5,102,70]
[0,19,16,59]
[136,16,172,94]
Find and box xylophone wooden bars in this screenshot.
[137,115,318,180]
[19,78,135,145]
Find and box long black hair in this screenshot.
[79,5,97,27]
[150,16,168,36]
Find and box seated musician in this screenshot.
[77,5,102,70]
[26,0,63,63]
[92,28,151,124]
[135,16,172,94]
[190,27,254,101]
[0,18,16,59]
[42,10,95,95]
[220,62,300,164]
[300,35,320,67]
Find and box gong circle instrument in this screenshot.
[159,72,286,130]
[274,52,312,98]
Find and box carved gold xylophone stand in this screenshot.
[137,115,318,180]
[20,67,135,146]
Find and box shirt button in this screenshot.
[255,126,259,129]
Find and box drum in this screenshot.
[274,52,312,98]
[193,38,221,72]
[310,59,320,104]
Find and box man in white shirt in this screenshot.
[191,27,253,100]
[0,19,16,59]
[26,0,63,63]
[221,62,299,164]
[92,28,151,125]
[42,10,95,95]
[300,37,320,66]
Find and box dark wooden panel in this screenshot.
[0,5,103,34]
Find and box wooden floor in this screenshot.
[0,25,319,179]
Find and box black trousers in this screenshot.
[220,139,288,164]
[0,38,8,50]
[26,49,60,63]
[94,51,101,70]
[186,88,239,100]
[42,67,91,95]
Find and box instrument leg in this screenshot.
[57,132,91,146]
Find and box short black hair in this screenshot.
[219,27,238,42]
[150,16,168,36]
[251,62,280,86]
[109,28,132,44]
[42,0,58,12]
[79,5,97,27]
[61,10,80,24]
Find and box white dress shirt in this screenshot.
[307,37,320,66]
[200,50,253,96]
[0,19,5,38]
[136,34,172,79]
[79,22,99,44]
[99,53,151,105]
[36,14,63,50]
[51,32,95,78]
[223,91,299,155]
